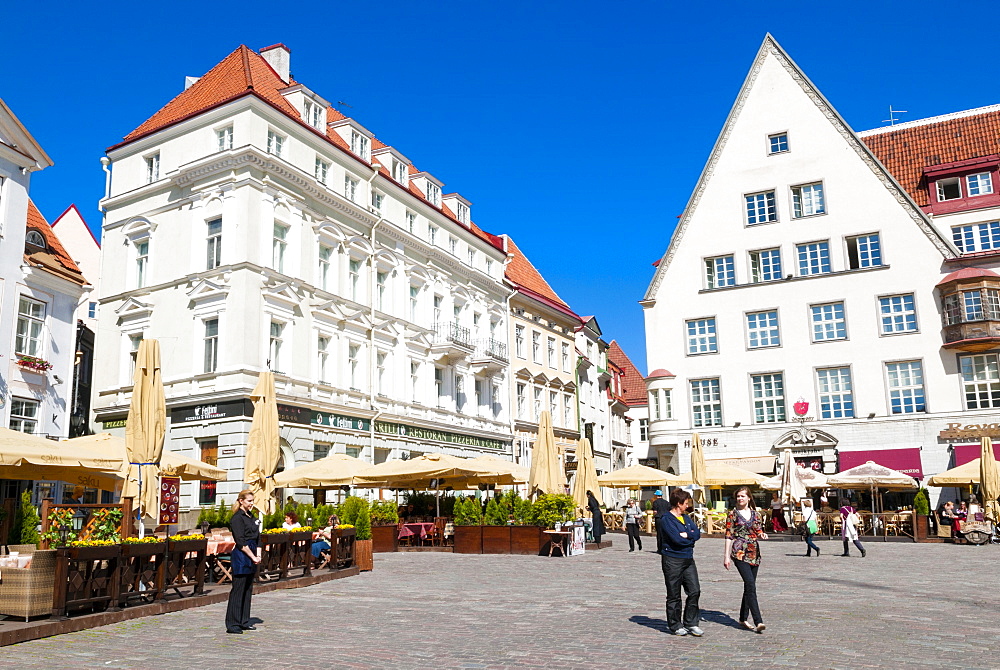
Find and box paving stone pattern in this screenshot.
[3,537,999,669]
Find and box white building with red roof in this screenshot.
[94,44,512,512]
[643,36,1000,506]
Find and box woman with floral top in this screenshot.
[724,486,768,633]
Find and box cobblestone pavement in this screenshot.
[4,537,999,669]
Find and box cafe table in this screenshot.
[398,522,436,543]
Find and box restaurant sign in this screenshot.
[311,410,507,450]
[101,417,127,429]
[938,422,1000,441]
[171,399,252,423]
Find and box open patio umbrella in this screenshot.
[244,371,279,516]
[527,411,563,497]
[826,461,917,491]
[980,437,1000,524]
[0,427,122,489]
[779,449,807,505]
[273,453,374,489]
[353,452,486,488]
[69,433,226,483]
[571,437,601,510]
[462,454,530,486]
[761,467,828,491]
[927,459,982,487]
[674,461,765,487]
[689,433,707,506]
[597,463,681,489]
[124,339,166,522]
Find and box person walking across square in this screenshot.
[660,489,702,636]
[723,486,768,633]
[624,498,643,552]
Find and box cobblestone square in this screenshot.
[3,537,998,669]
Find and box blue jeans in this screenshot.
[805,532,820,554]
[311,540,330,559]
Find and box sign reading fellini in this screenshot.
[939,422,1000,440]
[311,409,507,450]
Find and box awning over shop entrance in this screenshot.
[705,455,776,475]
[953,442,1000,467]
[838,447,923,479]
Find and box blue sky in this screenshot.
[3,1,995,372]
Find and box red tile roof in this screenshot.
[25,200,87,285]
[937,266,1000,286]
[607,340,647,407]
[647,368,675,379]
[860,107,1000,207]
[505,237,575,315]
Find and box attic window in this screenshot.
[937,177,962,201]
[351,131,370,161]
[456,201,470,224]
[392,159,408,185]
[303,101,324,130]
[25,231,46,248]
[426,181,441,206]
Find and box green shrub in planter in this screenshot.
[370,499,399,525]
[527,494,575,528]
[483,498,506,526]
[644,499,653,511]
[914,488,930,516]
[514,498,533,526]
[13,490,40,546]
[454,497,483,526]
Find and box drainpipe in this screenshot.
[100,157,112,209]
[500,249,518,462]
[366,163,384,468]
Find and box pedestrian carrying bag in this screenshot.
[806,518,819,534]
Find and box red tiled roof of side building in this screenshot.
[25,200,87,285]
[860,107,1000,207]
[505,237,572,311]
[607,340,647,407]
[937,266,1000,286]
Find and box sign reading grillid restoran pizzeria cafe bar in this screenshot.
[938,421,1000,440]
[311,409,507,450]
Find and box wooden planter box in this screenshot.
[453,525,483,554]
[354,539,373,571]
[511,526,544,555]
[287,531,314,577]
[259,533,290,580]
[165,538,207,596]
[118,541,166,607]
[334,528,356,569]
[914,514,931,542]
[372,524,399,553]
[53,544,122,617]
[482,526,512,554]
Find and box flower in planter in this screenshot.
[122,536,162,544]
[15,354,54,372]
[68,539,118,547]
[335,524,355,529]
[261,527,289,535]
[168,533,205,542]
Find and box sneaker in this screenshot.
[860,549,866,558]
[755,623,766,634]
[741,620,755,632]
[672,627,689,636]
[688,626,704,637]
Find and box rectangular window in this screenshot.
[811,302,847,341]
[9,397,39,433]
[304,101,324,129]
[690,379,722,427]
[650,391,661,420]
[410,361,420,402]
[816,367,854,418]
[449,237,457,255]
[951,221,1000,253]
[549,391,558,418]
[960,353,1000,409]
[937,177,961,201]
[317,335,330,382]
[376,272,387,311]
[886,361,925,414]
[705,255,736,289]
[433,295,442,325]
[409,285,419,322]
[562,342,570,372]
[516,383,526,419]
[750,248,782,283]
[428,225,438,245]
[198,441,218,504]
[203,318,219,373]
[967,172,993,197]
[315,158,330,184]
[216,126,233,152]
[318,245,333,291]
[468,249,476,267]
[371,191,384,213]
[88,302,97,319]
[768,133,789,154]
[661,389,672,419]
[792,182,825,217]
[135,241,149,288]
[639,418,649,442]
[344,176,359,202]
[269,322,284,372]
[846,233,882,269]
[455,374,465,411]
[434,366,444,401]
[532,331,541,363]
[563,393,573,427]
[393,159,409,185]
[272,223,288,273]
[426,181,441,206]
[515,325,525,358]
[746,310,780,348]
[797,241,830,276]
[377,352,387,394]
[266,130,284,157]
[406,211,416,234]
[879,294,917,334]
[533,387,542,420]
[547,337,556,368]
[145,154,160,183]
[351,131,370,160]
[456,201,470,224]
[206,218,222,270]
[349,344,361,389]
[751,373,786,423]
[129,333,143,374]
[349,259,361,302]
[686,318,718,355]
[745,191,777,225]
[15,297,45,356]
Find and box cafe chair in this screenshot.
[424,518,446,547]
[397,521,413,547]
[0,549,56,621]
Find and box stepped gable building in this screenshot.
[642,35,1000,505]
[607,340,645,469]
[94,44,512,510]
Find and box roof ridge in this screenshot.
[241,44,253,89]
[858,104,1000,137]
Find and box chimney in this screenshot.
[260,43,291,82]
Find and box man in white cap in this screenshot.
[652,490,670,553]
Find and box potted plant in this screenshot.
[481,498,511,554]
[453,497,484,554]
[529,494,576,556]
[913,488,931,541]
[353,499,373,571]
[165,533,208,593]
[370,499,400,553]
[15,353,54,373]
[10,490,40,547]
[508,494,543,555]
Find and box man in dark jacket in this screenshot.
[651,490,670,553]
[587,491,606,544]
[659,489,702,636]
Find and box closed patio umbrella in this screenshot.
[273,453,374,489]
[597,463,681,489]
[779,449,807,505]
[527,411,564,497]
[0,427,122,489]
[571,437,601,510]
[124,339,166,522]
[980,437,1000,524]
[244,371,279,516]
[69,433,227,483]
[690,433,707,506]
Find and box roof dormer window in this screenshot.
[392,158,408,186]
[426,181,441,206]
[303,100,324,129]
[25,230,46,249]
[351,131,370,161]
[456,201,469,224]
[937,177,962,201]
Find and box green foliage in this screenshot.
[39,507,76,547]
[339,496,365,527]
[16,490,40,546]
[514,498,534,526]
[370,499,399,525]
[90,508,123,542]
[914,488,930,516]
[439,495,457,518]
[453,496,483,526]
[527,494,575,528]
[644,499,653,511]
[483,498,506,526]
[197,507,210,526]
[353,498,371,540]
[403,492,438,517]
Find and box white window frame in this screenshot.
[878,294,918,335]
[135,239,150,288]
[686,317,718,355]
[745,309,780,349]
[426,182,441,206]
[272,222,288,273]
[344,175,359,203]
[203,318,219,373]
[15,296,46,357]
[951,221,1000,253]
[846,233,882,269]
[318,244,333,291]
[532,331,541,363]
[705,255,736,289]
[216,126,233,152]
[349,258,362,302]
[266,130,285,157]
[792,182,825,218]
[885,360,926,414]
[515,325,525,358]
[392,159,409,185]
[371,190,384,213]
[351,131,371,161]
[749,248,782,283]
[317,335,330,382]
[315,157,330,185]
[145,153,160,183]
[516,382,526,419]
[959,353,1000,410]
[810,302,847,342]
[268,321,285,372]
[967,172,994,197]
[561,342,570,372]
[937,177,962,201]
[751,372,786,423]
[9,397,39,433]
[816,366,854,419]
[405,211,417,234]
[745,190,777,225]
[547,337,556,368]
[456,201,470,224]
[797,241,831,276]
[690,378,722,427]
[767,132,789,155]
[206,218,222,270]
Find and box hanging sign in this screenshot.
[159,476,181,525]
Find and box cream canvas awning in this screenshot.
[0,427,123,489]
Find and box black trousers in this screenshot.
[734,559,762,625]
[661,555,700,631]
[654,516,663,552]
[842,538,865,555]
[626,523,642,550]
[226,574,254,630]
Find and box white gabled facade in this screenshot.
[642,37,979,505]
[93,45,512,513]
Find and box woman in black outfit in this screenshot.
[226,489,261,634]
[587,491,606,544]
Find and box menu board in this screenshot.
[159,476,181,525]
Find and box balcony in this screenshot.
[471,338,508,374]
[430,321,475,363]
[939,269,1000,351]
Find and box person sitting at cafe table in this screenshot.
[399,504,415,521]
[939,501,957,527]
[311,514,340,560]
[282,511,301,530]
[956,501,968,520]
[819,495,835,514]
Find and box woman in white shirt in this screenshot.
[281,512,302,530]
[801,499,820,557]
